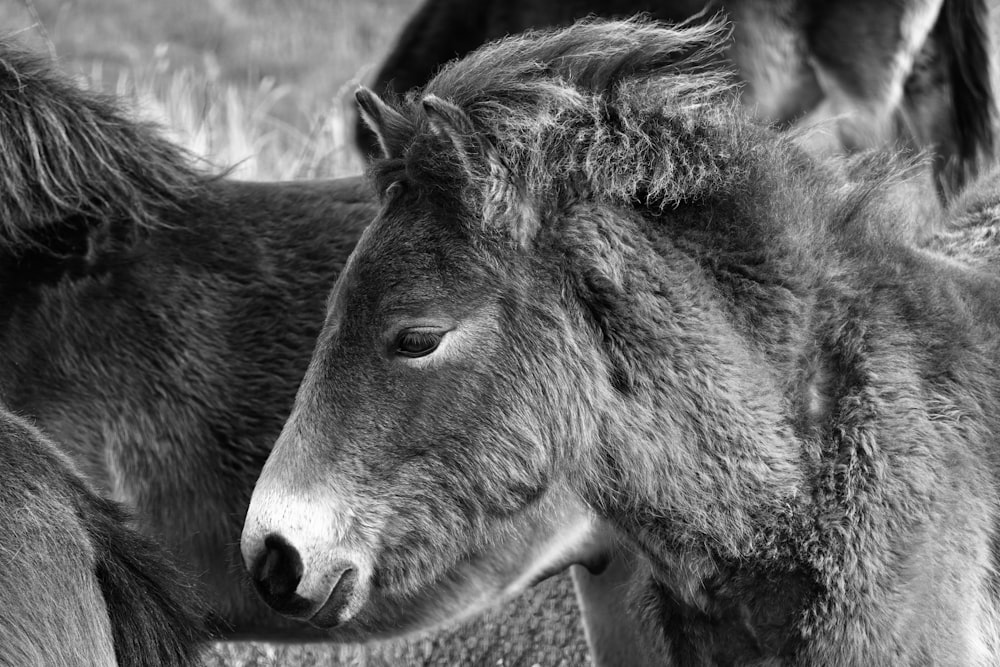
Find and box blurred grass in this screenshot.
[97,59,364,180]
[1,0,424,178]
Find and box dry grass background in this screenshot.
[1,0,424,179]
[0,1,503,664]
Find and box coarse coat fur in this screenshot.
[250,19,1000,665]
[924,166,1000,264]
[0,38,589,663]
[0,405,205,666]
[356,0,996,198]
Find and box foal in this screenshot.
[247,19,1000,665]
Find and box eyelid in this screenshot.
[386,323,450,347]
[398,323,450,333]
[391,319,456,334]
[389,325,453,366]
[390,309,497,369]
[386,180,405,199]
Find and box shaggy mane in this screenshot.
[0,38,206,247]
[375,18,753,219]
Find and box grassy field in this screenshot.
[0,1,490,665]
[1,0,424,179]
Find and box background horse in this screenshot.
[248,19,1000,664]
[0,37,589,664]
[356,0,996,197]
[925,165,1000,262]
[0,405,204,666]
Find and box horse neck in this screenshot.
[0,182,334,485]
[555,197,826,579]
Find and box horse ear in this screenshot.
[421,97,476,146]
[422,95,541,248]
[421,95,483,175]
[355,87,412,159]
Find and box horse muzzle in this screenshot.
[241,478,375,627]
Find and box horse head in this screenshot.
[242,17,795,637]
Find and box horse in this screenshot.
[356,0,995,198]
[925,165,1000,263]
[0,404,205,666]
[246,18,1000,664]
[0,37,591,664]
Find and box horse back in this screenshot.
[172,176,375,278]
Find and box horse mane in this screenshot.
[0,37,206,248]
[372,18,756,224]
[940,0,995,196]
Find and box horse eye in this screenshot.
[395,331,442,358]
[386,180,406,199]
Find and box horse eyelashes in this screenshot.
[395,331,442,357]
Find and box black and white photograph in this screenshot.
[1,1,999,665]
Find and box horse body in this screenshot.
[358,0,996,196]
[0,38,591,662]
[0,406,204,666]
[247,20,1000,664]
[2,174,372,635]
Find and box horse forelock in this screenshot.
[377,18,750,239]
[0,39,206,250]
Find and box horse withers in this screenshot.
[0,37,590,664]
[0,405,204,666]
[246,19,1000,664]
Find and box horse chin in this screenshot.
[316,504,618,640]
[306,568,368,629]
[313,558,573,641]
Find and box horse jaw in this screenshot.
[376,493,618,636]
[243,462,614,640]
[501,506,614,594]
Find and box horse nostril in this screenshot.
[250,533,304,607]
